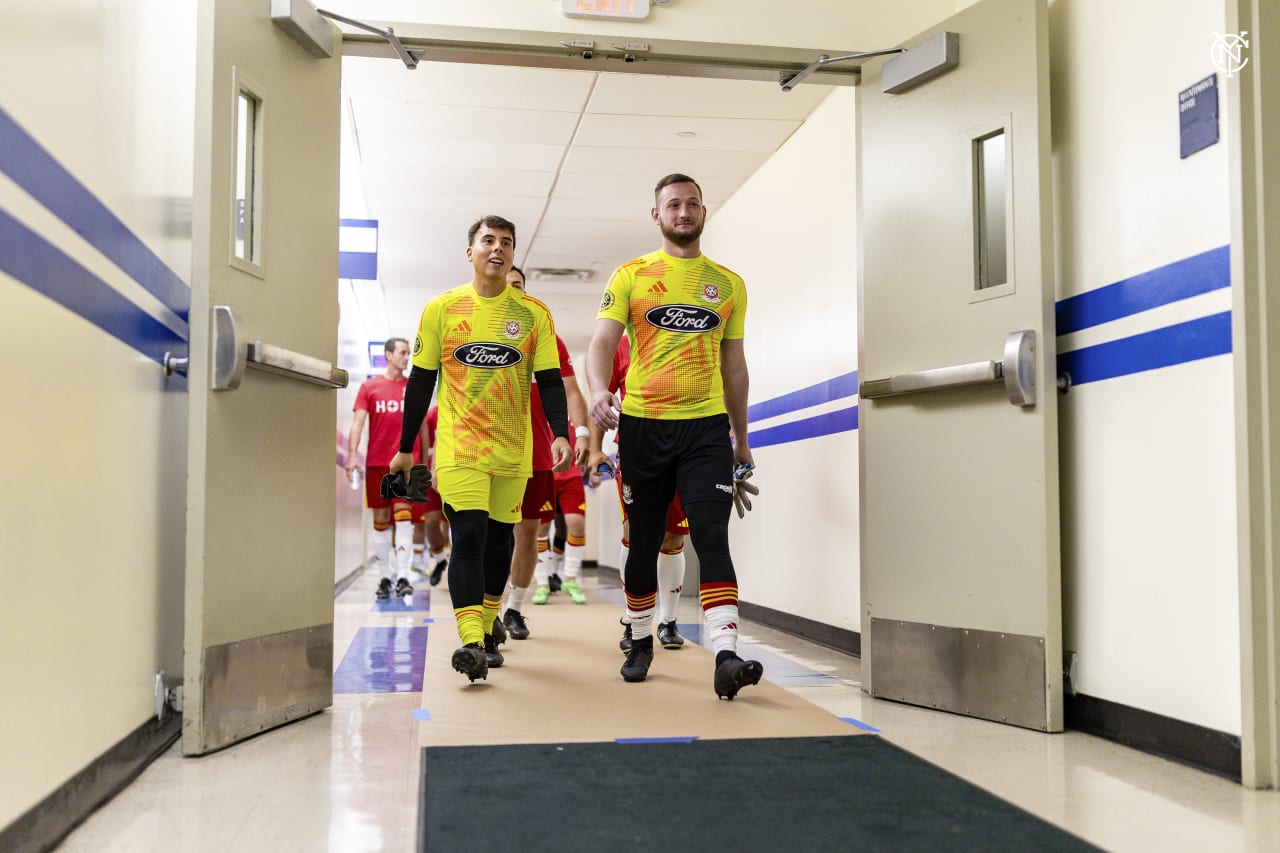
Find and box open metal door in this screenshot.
[857,0,1061,731]
[183,0,342,754]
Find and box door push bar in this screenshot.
[208,305,348,391]
[858,330,1037,407]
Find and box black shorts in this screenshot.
[617,413,733,512]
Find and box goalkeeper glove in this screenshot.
[380,465,432,503]
[731,463,759,519]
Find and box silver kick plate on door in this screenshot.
[859,330,1036,407]
[211,304,348,391]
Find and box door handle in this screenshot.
[859,330,1036,407]
[211,305,348,391]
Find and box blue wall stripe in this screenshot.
[0,209,187,365]
[748,405,858,449]
[1057,311,1231,386]
[0,108,191,322]
[1055,245,1229,335]
[747,371,858,421]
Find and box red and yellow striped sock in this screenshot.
[482,594,502,636]
[454,605,485,646]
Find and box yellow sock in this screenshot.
[455,605,484,646]
[482,594,502,636]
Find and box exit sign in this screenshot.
[561,0,650,20]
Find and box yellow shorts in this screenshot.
[435,466,526,524]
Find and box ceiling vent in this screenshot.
[528,268,594,283]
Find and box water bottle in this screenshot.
[349,467,361,490]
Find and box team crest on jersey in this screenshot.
[702,284,721,302]
[412,334,423,356]
[599,291,614,311]
[621,484,633,505]
[504,320,522,339]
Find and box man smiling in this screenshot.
[390,215,571,683]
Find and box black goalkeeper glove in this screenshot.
[380,465,432,503]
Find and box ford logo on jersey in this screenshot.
[453,342,523,368]
[644,304,722,333]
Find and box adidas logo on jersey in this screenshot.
[456,320,472,333]
[647,281,668,295]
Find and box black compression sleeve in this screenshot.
[399,366,437,454]
[534,368,570,442]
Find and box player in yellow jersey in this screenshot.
[586,174,764,700]
[390,215,572,683]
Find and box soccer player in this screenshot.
[346,337,425,601]
[502,265,590,635]
[586,173,763,700]
[587,336,688,651]
[530,422,591,606]
[390,216,571,682]
[417,404,450,587]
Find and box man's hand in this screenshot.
[587,449,614,480]
[591,390,621,431]
[550,437,573,473]
[574,436,590,466]
[732,463,759,519]
[389,451,414,479]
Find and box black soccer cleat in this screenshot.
[429,558,447,587]
[714,653,763,700]
[548,572,563,593]
[491,614,508,646]
[451,643,489,682]
[503,608,530,640]
[375,578,393,600]
[483,634,504,668]
[657,620,684,650]
[621,636,654,683]
[395,577,413,597]
[618,619,633,654]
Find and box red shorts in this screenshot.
[554,472,587,517]
[365,466,400,511]
[521,470,557,522]
[616,474,688,536]
[411,487,443,522]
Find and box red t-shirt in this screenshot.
[354,374,422,466]
[609,335,630,396]
[529,336,574,472]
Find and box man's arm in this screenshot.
[586,318,626,429]
[720,338,754,467]
[346,409,368,474]
[389,366,437,478]
[564,373,590,465]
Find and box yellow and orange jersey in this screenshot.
[412,282,560,475]
[597,249,746,419]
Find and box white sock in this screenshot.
[618,542,631,625]
[628,607,655,641]
[507,584,529,612]
[564,539,585,581]
[704,603,739,656]
[412,544,425,569]
[372,527,393,579]
[394,519,413,579]
[657,549,685,624]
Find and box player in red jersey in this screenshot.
[346,337,426,601]
[501,266,590,640]
[415,406,450,586]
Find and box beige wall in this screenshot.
[0,0,196,823]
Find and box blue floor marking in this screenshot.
[370,586,432,613]
[412,708,432,721]
[840,717,881,733]
[334,626,428,694]
[616,736,700,744]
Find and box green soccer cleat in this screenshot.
[562,580,587,605]
[531,585,551,605]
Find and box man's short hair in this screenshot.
[384,337,408,354]
[509,265,526,282]
[654,173,703,204]
[467,215,517,249]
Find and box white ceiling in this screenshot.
[339,56,834,356]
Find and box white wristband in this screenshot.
[575,426,590,438]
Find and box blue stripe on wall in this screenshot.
[0,209,187,364]
[1057,311,1231,386]
[746,371,858,421]
[748,406,858,449]
[1055,245,1229,335]
[0,108,191,323]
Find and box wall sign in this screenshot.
[561,0,650,21]
[1178,74,1218,159]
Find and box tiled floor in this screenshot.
[60,568,1280,852]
